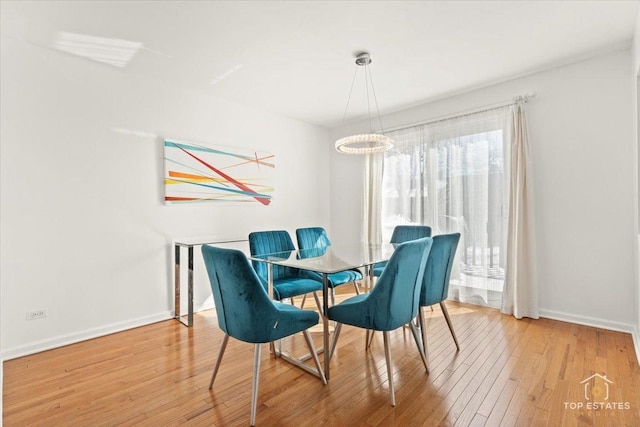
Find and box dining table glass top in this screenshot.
[249,243,396,274]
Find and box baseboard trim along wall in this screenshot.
[539,308,636,334]
[539,308,640,365]
[2,300,218,361]
[2,311,174,361]
[1,298,214,360]
[634,325,640,366]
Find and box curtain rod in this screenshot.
[384,91,536,134]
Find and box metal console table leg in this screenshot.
[174,243,194,327]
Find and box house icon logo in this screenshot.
[580,373,612,401]
[564,373,630,412]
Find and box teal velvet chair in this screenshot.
[327,237,433,406]
[295,227,363,305]
[417,233,461,354]
[248,230,323,312]
[373,225,432,277]
[202,245,326,426]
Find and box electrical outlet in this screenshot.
[26,309,47,320]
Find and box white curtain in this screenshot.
[373,104,537,316]
[379,125,426,241]
[501,104,538,319]
[363,153,384,244]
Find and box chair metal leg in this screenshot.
[353,281,360,295]
[418,306,428,357]
[366,329,374,349]
[300,294,307,309]
[250,344,262,427]
[440,301,460,351]
[382,331,395,407]
[328,322,342,362]
[302,329,327,385]
[209,334,229,389]
[408,321,429,373]
[330,287,336,306]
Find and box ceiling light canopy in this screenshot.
[335,52,394,155]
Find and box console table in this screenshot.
[174,237,247,326]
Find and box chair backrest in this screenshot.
[248,230,298,282]
[369,237,433,330]
[201,245,278,343]
[296,227,331,250]
[420,233,461,306]
[390,225,432,244]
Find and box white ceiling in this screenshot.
[2,1,639,128]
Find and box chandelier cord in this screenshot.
[367,65,385,135]
[341,66,359,123]
[365,63,372,133]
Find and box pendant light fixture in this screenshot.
[335,52,394,154]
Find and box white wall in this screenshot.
[331,49,637,332]
[0,35,331,358]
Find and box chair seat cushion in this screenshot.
[328,269,363,286]
[300,269,362,288]
[372,263,386,277]
[273,277,322,300]
[270,301,320,341]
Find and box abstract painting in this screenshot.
[164,139,274,205]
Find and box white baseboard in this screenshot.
[2,311,173,361]
[539,308,636,334]
[2,302,218,361]
[195,300,215,313]
[633,325,640,366]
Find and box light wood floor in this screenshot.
[3,297,640,426]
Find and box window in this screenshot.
[381,108,511,308]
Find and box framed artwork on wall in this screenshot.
[163,138,274,205]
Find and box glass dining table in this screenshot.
[249,242,395,380]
